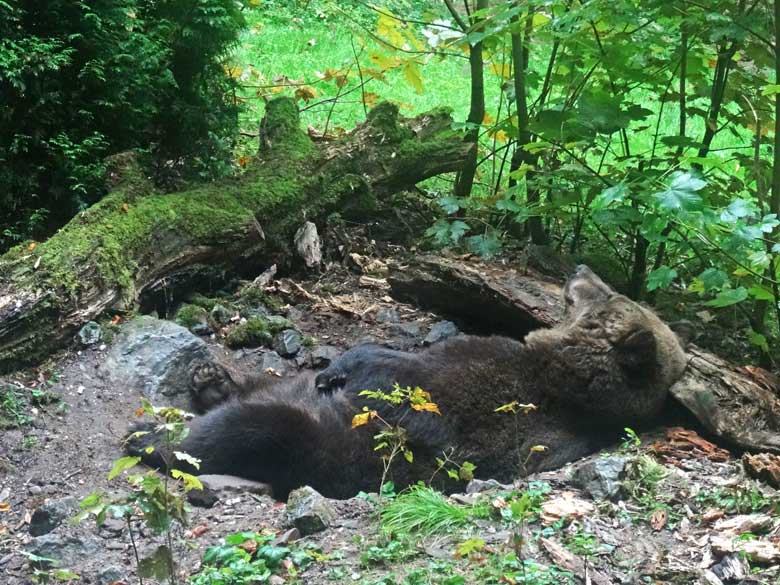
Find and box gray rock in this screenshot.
[388,322,421,338]
[26,534,98,568]
[273,527,300,545]
[29,497,78,536]
[466,478,512,494]
[286,306,305,321]
[188,474,272,507]
[98,566,125,585]
[286,486,336,535]
[100,316,213,409]
[261,351,291,375]
[424,321,459,345]
[310,345,341,368]
[201,474,273,496]
[190,321,212,336]
[210,303,233,325]
[77,321,102,346]
[273,329,302,357]
[294,221,322,269]
[570,455,627,500]
[376,307,401,324]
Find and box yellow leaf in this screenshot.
[27,242,37,251]
[249,0,262,5]
[403,61,423,94]
[237,155,251,167]
[351,410,378,428]
[490,62,512,79]
[369,52,401,71]
[377,12,406,47]
[482,111,495,126]
[223,65,243,79]
[491,130,509,143]
[294,85,318,102]
[0,503,10,512]
[529,445,547,452]
[363,92,381,107]
[411,402,442,415]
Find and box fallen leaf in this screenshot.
[0,503,10,512]
[650,508,667,531]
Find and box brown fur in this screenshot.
[127,266,689,499]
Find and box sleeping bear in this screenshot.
[126,265,689,500]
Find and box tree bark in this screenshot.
[0,98,472,372]
[388,254,780,455]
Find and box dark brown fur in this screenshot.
[127,266,689,499]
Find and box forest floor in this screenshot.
[1,244,779,585]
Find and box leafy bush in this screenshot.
[0,0,245,250]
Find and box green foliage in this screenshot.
[0,0,246,250]
[75,400,201,585]
[696,485,778,515]
[0,383,60,430]
[189,531,315,584]
[175,304,209,329]
[379,485,480,536]
[225,317,273,349]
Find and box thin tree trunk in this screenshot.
[453,0,488,198]
[510,5,547,244]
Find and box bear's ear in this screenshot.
[668,320,694,348]
[616,328,657,373]
[563,265,613,307]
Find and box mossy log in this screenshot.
[388,254,780,455]
[0,99,472,372]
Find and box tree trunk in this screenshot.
[0,98,472,372]
[388,254,780,455]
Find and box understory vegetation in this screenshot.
[3,0,779,359]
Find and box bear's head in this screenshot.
[526,265,690,420]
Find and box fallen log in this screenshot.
[0,99,472,371]
[388,254,780,455]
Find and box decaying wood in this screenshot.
[0,100,472,372]
[387,254,780,455]
[539,537,613,585]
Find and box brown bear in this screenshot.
[126,266,689,500]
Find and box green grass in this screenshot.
[379,485,485,536]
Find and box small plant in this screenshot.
[0,386,32,428]
[188,531,315,584]
[225,317,273,348]
[380,484,486,536]
[619,427,642,452]
[494,401,547,478]
[75,401,202,585]
[23,435,39,449]
[696,485,777,515]
[352,384,441,494]
[359,533,418,567]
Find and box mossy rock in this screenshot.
[175,304,210,329]
[266,315,295,335]
[187,293,220,312]
[224,317,273,349]
[237,286,284,313]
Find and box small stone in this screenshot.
[286,486,336,536]
[466,479,510,494]
[261,351,290,375]
[376,307,400,324]
[190,322,212,336]
[241,305,271,320]
[28,485,43,496]
[424,321,459,345]
[77,321,102,346]
[189,474,273,507]
[286,306,305,321]
[388,322,421,338]
[294,221,322,269]
[98,565,125,585]
[210,304,233,326]
[269,576,286,585]
[310,346,341,368]
[273,527,300,545]
[570,456,627,501]
[29,497,78,536]
[98,517,126,538]
[273,329,302,357]
[25,534,98,568]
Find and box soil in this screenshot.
[1,255,779,585]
